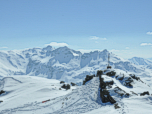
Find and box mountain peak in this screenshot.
[42,45,53,51]
[102,49,108,52]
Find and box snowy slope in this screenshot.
[0,69,152,114]
[0,75,73,112]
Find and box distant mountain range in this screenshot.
[0,46,152,84]
[128,57,152,69]
[148,58,152,61]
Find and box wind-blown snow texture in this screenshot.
[0,46,152,85]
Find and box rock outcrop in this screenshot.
[140,91,150,96]
[96,70,103,77]
[106,71,116,76]
[60,81,65,84]
[130,74,140,81]
[114,103,121,109]
[83,75,95,85]
[114,87,130,97]
[61,84,70,90]
[99,75,116,104]
[0,90,5,95]
[71,82,77,86]
[115,75,133,88]
[0,100,3,103]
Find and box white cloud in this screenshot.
[110,49,120,52]
[90,36,107,40]
[0,47,8,49]
[125,47,129,49]
[140,43,152,46]
[45,42,69,47]
[146,32,152,35]
[101,38,107,40]
[90,36,99,40]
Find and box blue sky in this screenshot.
[0,0,152,59]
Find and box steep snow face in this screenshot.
[0,46,151,84]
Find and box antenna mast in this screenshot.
[108,53,110,66]
[107,53,111,69]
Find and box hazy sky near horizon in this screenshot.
[0,0,152,59]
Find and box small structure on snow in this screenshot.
[107,53,112,69]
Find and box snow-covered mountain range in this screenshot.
[0,46,152,114]
[0,46,152,85]
[129,57,152,69]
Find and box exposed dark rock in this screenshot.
[118,76,124,81]
[59,88,61,90]
[83,81,86,85]
[124,77,133,88]
[105,81,114,89]
[66,84,70,90]
[100,93,109,103]
[92,74,96,77]
[96,70,103,77]
[125,93,130,97]
[115,75,118,79]
[71,82,77,86]
[107,66,112,69]
[140,91,150,96]
[86,75,94,80]
[99,75,104,82]
[107,95,116,104]
[100,89,109,103]
[130,74,140,81]
[140,79,144,83]
[106,71,116,76]
[114,103,121,109]
[130,91,138,96]
[100,89,116,104]
[116,74,134,88]
[100,81,106,89]
[0,90,5,95]
[106,80,114,86]
[114,87,130,97]
[99,74,116,104]
[61,84,70,90]
[83,75,94,85]
[0,100,3,103]
[60,81,65,84]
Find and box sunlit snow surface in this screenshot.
[0,74,152,114]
